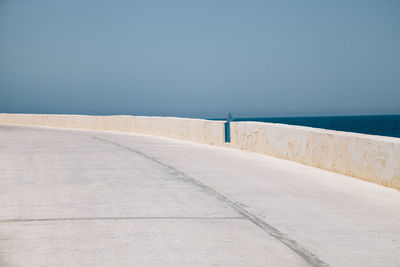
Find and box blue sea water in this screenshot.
[214,115,400,138]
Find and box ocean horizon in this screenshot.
[210,114,400,138]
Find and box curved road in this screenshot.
[0,125,399,267]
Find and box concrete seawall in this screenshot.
[230,122,400,190]
[0,114,226,145]
[1,113,399,189]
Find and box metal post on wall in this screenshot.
[225,113,234,143]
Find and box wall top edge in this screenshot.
[2,113,398,142]
[0,113,226,123]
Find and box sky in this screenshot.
[1,0,400,118]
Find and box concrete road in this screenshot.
[0,125,399,267]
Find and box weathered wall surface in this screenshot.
[230,122,400,189]
[1,113,399,189]
[0,114,226,145]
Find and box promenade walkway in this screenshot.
[0,125,399,267]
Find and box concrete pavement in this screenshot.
[0,125,399,266]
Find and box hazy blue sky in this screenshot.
[1,0,399,118]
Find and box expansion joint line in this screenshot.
[0,216,243,223]
[90,135,329,267]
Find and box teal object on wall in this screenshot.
[225,113,234,143]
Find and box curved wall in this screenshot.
[0,114,226,145]
[230,122,400,189]
[1,113,399,189]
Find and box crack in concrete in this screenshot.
[0,216,243,223]
[90,135,329,267]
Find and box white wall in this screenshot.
[230,122,400,189]
[0,114,226,145]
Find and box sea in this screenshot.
[212,115,400,138]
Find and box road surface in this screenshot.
[0,125,399,267]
